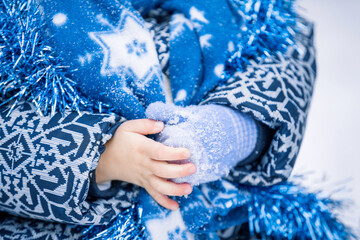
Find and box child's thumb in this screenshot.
[119,119,164,135]
[145,101,179,123]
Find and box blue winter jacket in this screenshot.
[0,0,316,238]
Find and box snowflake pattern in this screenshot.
[167,226,188,240]
[86,11,162,87]
[126,40,147,56]
[170,13,194,40]
[189,6,209,30]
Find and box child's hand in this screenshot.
[146,102,258,186]
[95,119,196,210]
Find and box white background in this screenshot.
[292,0,360,235]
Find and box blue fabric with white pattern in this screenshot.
[0,0,316,239]
[40,0,240,116]
[0,102,140,225]
[40,0,166,119]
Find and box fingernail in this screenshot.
[154,121,164,130]
[185,186,192,195]
[172,203,179,211]
[182,149,190,158]
[189,165,197,174]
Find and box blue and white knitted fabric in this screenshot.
[40,0,166,119]
[39,0,241,117]
[0,0,319,239]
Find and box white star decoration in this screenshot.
[170,13,194,40]
[88,10,161,87]
[78,52,93,66]
[189,7,209,24]
[200,34,212,49]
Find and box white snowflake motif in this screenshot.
[126,40,147,57]
[168,227,187,240]
[170,13,194,40]
[87,11,161,87]
[189,7,209,30]
[199,34,212,49]
[78,52,93,66]
[145,210,195,240]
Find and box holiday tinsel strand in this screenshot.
[241,181,355,239]
[224,0,298,77]
[81,179,355,239]
[0,0,116,116]
[80,203,146,240]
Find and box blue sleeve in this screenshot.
[201,17,316,186]
[0,102,136,225]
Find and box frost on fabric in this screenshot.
[146,102,253,186]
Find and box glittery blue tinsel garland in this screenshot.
[224,0,298,76]
[79,203,147,240]
[0,0,115,116]
[238,179,355,239]
[81,179,354,240]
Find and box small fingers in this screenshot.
[144,139,190,161]
[150,161,196,179]
[145,186,179,210]
[149,175,192,197]
[120,119,164,135]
